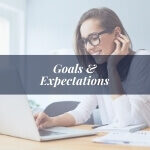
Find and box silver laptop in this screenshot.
[0,95,97,141]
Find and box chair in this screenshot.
[44,101,95,124]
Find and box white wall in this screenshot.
[26,0,150,55]
[0,0,26,54]
[0,0,26,10]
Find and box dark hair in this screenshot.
[74,7,133,81]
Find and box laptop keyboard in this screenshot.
[39,130,65,137]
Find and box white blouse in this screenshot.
[68,50,150,127]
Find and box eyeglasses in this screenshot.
[79,30,110,49]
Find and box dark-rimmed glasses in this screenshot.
[79,30,111,49]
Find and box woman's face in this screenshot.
[80,18,117,64]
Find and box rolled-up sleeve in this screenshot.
[68,95,98,125]
[112,95,150,127]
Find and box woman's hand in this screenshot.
[34,112,76,129]
[34,112,54,129]
[107,33,131,68]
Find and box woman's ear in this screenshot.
[114,26,121,37]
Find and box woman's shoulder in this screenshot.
[129,49,150,74]
[131,49,150,66]
[134,49,150,55]
[125,50,150,94]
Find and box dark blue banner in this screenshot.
[0,55,150,94]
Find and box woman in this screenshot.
[34,7,150,129]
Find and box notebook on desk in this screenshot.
[93,123,147,133]
[93,131,150,147]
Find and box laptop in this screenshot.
[0,69,97,141]
[0,95,97,141]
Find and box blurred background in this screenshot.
[0,0,150,55]
[0,0,150,108]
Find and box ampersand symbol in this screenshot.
[86,64,97,73]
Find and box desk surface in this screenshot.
[0,125,150,150]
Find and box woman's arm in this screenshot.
[34,95,98,129]
[107,49,150,127]
[67,95,98,124]
[107,65,124,99]
[107,33,131,100]
[112,95,150,127]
